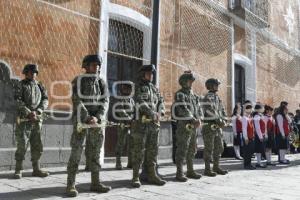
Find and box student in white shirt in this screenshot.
[263,105,276,166]
[275,101,290,164]
[253,104,267,168]
[242,103,256,170]
[231,103,243,160]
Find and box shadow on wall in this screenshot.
[0,61,19,123]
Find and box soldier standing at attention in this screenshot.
[66,55,111,197]
[131,64,166,188]
[202,78,228,176]
[174,71,202,182]
[114,82,135,170]
[231,103,243,160]
[14,64,49,179]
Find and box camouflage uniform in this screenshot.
[202,78,228,176]
[66,55,110,197]
[14,64,49,179]
[131,64,166,188]
[115,84,135,170]
[174,72,202,182]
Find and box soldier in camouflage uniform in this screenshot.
[14,64,49,179]
[174,71,202,182]
[115,82,135,170]
[131,64,166,188]
[202,78,228,176]
[66,55,111,197]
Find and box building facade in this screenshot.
[0,0,299,170]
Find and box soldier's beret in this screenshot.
[82,54,102,68]
[22,64,39,74]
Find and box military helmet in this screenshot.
[205,78,221,90]
[22,64,39,75]
[82,54,102,68]
[139,64,156,73]
[119,81,134,90]
[179,71,196,87]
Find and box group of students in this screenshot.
[231,101,291,170]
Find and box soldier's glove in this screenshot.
[281,134,286,140]
[244,139,249,145]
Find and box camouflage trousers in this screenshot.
[202,125,224,163]
[67,124,104,177]
[115,127,132,161]
[15,120,43,162]
[131,121,159,170]
[175,121,197,165]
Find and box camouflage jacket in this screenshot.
[114,97,135,123]
[173,88,202,122]
[72,74,109,123]
[202,91,227,126]
[134,80,165,120]
[14,79,48,117]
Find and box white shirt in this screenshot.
[276,114,286,137]
[232,116,237,136]
[254,114,264,140]
[242,115,251,140]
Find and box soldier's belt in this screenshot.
[16,113,49,125]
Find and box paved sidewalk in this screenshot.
[1,154,300,200]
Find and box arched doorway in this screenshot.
[105,19,144,156]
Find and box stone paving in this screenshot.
[1,154,300,200]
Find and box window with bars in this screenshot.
[107,19,144,93]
